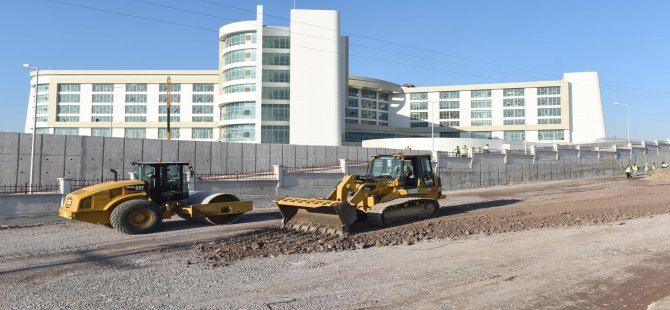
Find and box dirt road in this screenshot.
[1,172,670,309]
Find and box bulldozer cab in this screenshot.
[369,154,436,189]
[131,162,190,204]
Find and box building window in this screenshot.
[538,118,561,124]
[378,112,388,121]
[439,101,459,109]
[504,119,525,125]
[224,66,256,81]
[35,128,49,134]
[91,128,111,137]
[471,131,492,139]
[35,116,48,122]
[262,87,290,100]
[262,36,290,49]
[125,84,147,92]
[440,121,460,127]
[537,86,561,95]
[37,84,49,93]
[159,94,181,103]
[223,49,256,64]
[504,130,525,141]
[225,31,256,47]
[92,94,113,103]
[409,92,428,100]
[347,98,358,108]
[538,130,564,141]
[361,89,377,99]
[124,128,146,139]
[361,120,377,125]
[37,95,49,103]
[471,89,491,98]
[125,116,147,122]
[345,108,358,118]
[57,94,80,103]
[56,116,79,122]
[36,106,48,114]
[410,112,428,120]
[471,100,491,109]
[439,91,459,99]
[221,124,255,142]
[125,105,147,114]
[159,83,181,92]
[361,100,377,109]
[344,132,393,143]
[57,105,80,114]
[57,84,80,92]
[158,128,180,139]
[538,97,561,106]
[193,94,214,103]
[262,70,290,83]
[439,111,459,119]
[440,132,460,138]
[503,109,525,118]
[410,122,428,127]
[378,93,389,101]
[348,87,359,97]
[54,128,79,135]
[378,102,389,111]
[91,116,111,122]
[503,88,524,97]
[410,102,428,110]
[92,83,113,92]
[345,119,358,124]
[193,83,214,92]
[125,94,147,103]
[261,104,289,121]
[91,105,112,114]
[471,110,492,119]
[192,128,213,139]
[538,108,561,117]
[158,116,180,122]
[503,98,525,107]
[262,53,290,66]
[192,105,213,114]
[261,125,289,143]
[192,116,214,122]
[158,105,180,114]
[222,102,255,120]
[471,120,492,126]
[223,84,256,94]
[361,110,377,119]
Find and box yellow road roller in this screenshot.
[58,162,252,234]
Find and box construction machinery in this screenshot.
[58,162,252,234]
[276,153,443,235]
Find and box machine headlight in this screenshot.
[65,198,72,206]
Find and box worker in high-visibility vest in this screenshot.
[632,163,639,175]
[625,165,633,180]
[462,145,469,157]
[644,163,651,176]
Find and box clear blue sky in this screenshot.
[1,0,668,140]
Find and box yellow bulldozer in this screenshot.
[277,153,443,235]
[58,161,252,234]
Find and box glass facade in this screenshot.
[221,124,255,142]
[262,36,290,49]
[538,130,564,140]
[261,125,289,143]
[192,128,213,139]
[223,84,256,94]
[158,128,180,139]
[125,128,146,139]
[262,87,290,100]
[262,70,290,83]
[222,102,255,120]
[224,66,256,81]
[471,131,492,139]
[225,31,256,47]
[261,104,289,121]
[193,83,214,92]
[223,49,256,64]
[504,130,525,141]
[262,53,290,66]
[91,128,111,137]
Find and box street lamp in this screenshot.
[613,102,630,145]
[22,64,39,194]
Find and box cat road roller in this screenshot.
[276,153,444,235]
[58,162,252,234]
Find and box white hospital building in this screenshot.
[24,5,606,146]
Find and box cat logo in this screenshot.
[125,185,145,191]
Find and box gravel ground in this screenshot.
[1,172,670,309]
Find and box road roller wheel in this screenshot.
[110,199,161,234]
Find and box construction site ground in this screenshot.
[2,170,670,309]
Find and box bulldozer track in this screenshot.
[368,197,439,227]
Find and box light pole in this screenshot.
[613,102,630,146]
[23,64,39,194]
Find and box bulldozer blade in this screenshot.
[276,198,357,235]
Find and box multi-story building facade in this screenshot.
[24,5,605,146]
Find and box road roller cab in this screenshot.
[59,161,252,234]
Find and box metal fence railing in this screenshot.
[0,183,60,194]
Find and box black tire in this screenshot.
[110,199,161,235]
[101,223,114,229]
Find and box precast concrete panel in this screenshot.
[346,147,357,161]
[210,142,227,173]
[295,145,308,166]
[39,135,66,185]
[64,135,83,180]
[336,146,348,161]
[123,138,143,174]
[0,133,20,186]
[195,141,213,174]
[314,146,326,166]
[357,147,368,161]
[282,144,296,167]
[241,143,256,172]
[102,137,125,179]
[142,139,162,162]
[324,146,338,165]
[226,142,243,173]
[161,140,180,162]
[81,136,104,180]
[306,145,318,166]
[580,150,599,159]
[255,143,271,171]
[178,141,196,166]
[269,144,283,166]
